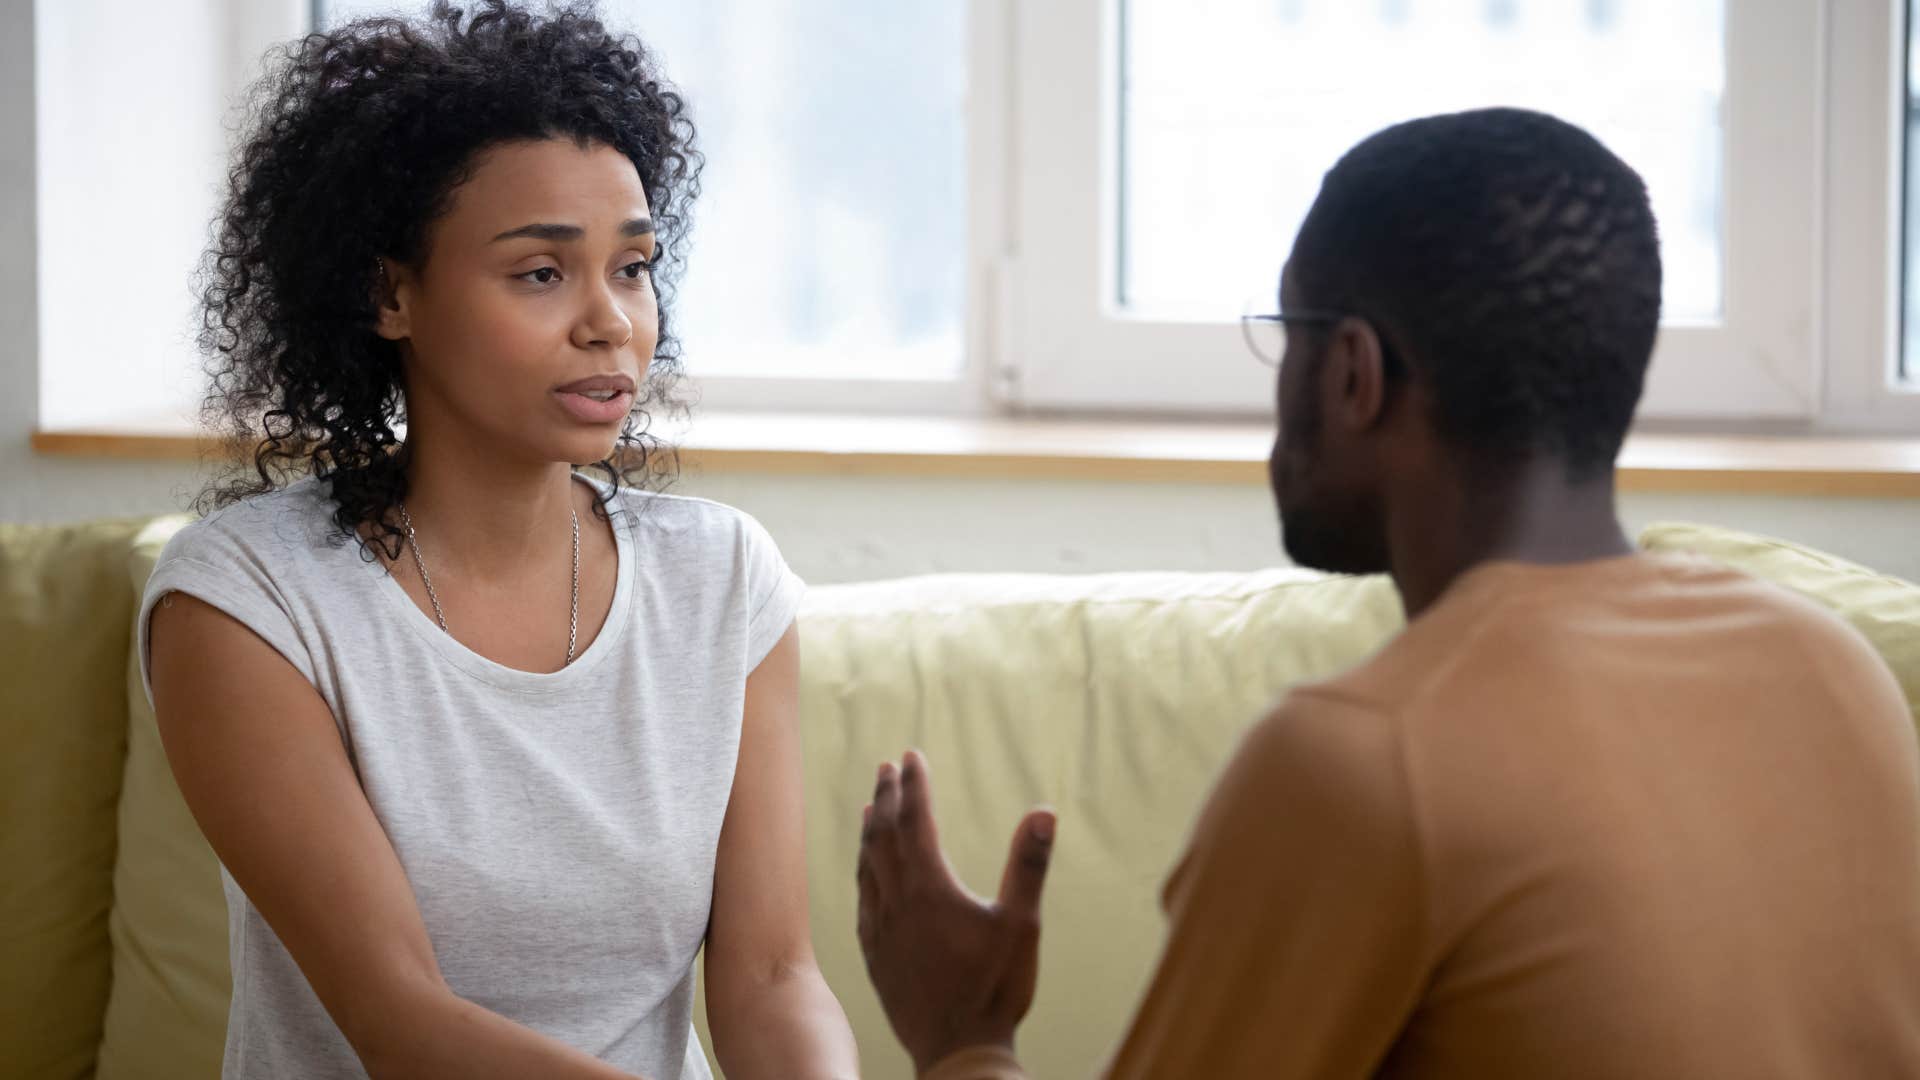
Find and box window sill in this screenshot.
[29,412,1920,498]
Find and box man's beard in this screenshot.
[1281,501,1384,575]
[1276,446,1389,576]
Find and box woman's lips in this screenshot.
[553,389,634,424]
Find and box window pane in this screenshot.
[320,1,967,381]
[1120,0,1725,325]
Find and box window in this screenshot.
[34,0,243,430]
[321,0,981,412]
[1822,0,1920,430]
[71,1,1912,432]
[1119,1,1725,326]
[1008,0,1851,420]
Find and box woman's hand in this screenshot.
[856,750,1056,1076]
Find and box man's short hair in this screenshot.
[1291,107,1663,478]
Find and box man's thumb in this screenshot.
[997,808,1056,918]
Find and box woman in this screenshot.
[141,3,857,1077]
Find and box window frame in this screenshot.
[1820,0,1920,431]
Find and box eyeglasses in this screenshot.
[1239,309,1345,368]
[1240,306,1408,376]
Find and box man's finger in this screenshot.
[898,749,942,856]
[857,803,887,912]
[996,808,1057,919]
[869,761,904,876]
[871,761,902,827]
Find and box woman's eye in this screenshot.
[617,259,655,281]
[518,266,560,284]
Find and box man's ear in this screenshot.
[1322,316,1390,432]
[372,257,413,342]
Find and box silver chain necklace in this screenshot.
[397,501,581,666]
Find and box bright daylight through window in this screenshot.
[1120,0,1725,326]
[321,0,967,383]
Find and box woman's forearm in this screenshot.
[709,963,860,1080]
[350,980,645,1080]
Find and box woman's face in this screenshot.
[377,137,660,467]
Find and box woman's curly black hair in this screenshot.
[196,0,700,558]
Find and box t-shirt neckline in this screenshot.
[358,474,636,692]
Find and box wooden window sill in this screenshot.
[29,412,1920,498]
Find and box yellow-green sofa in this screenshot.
[5,516,1918,1079]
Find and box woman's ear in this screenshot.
[372,257,412,342]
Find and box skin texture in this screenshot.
[855,216,1636,1080]
[150,137,856,1079]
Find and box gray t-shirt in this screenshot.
[138,475,804,1079]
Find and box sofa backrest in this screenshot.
[772,569,1406,1077]
[0,519,150,1080]
[12,515,1918,1078]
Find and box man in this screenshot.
[855,108,1920,1077]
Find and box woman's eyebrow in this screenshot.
[493,222,582,243]
[490,217,654,243]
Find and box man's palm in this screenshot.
[856,751,1056,1074]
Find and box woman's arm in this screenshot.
[704,624,860,1078]
[149,593,643,1080]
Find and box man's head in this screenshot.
[1269,107,1662,574]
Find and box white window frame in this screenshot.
[1819,0,1920,432]
[1000,0,1920,430]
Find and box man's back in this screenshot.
[1105,554,1920,1078]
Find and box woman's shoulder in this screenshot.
[601,482,777,550]
[140,479,347,693]
[157,477,357,577]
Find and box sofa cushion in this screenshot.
[0,518,149,1080]
[1639,522,1920,732]
[787,568,1404,1077]
[95,517,229,1080]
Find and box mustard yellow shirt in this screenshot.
[929,556,1920,1079]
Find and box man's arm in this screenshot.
[1100,692,1429,1076]
[914,691,1431,1079]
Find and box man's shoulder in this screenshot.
[1307,552,1898,724]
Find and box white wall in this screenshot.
[690,475,1920,584]
[6,441,1920,586]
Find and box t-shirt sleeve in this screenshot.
[137,521,316,708]
[1100,690,1430,1079]
[738,509,804,672]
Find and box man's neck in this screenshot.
[1387,458,1635,619]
